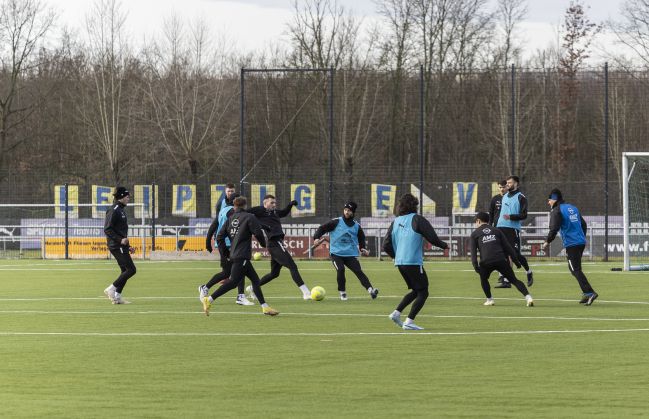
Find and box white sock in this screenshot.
[367,287,373,293]
[404,318,414,325]
[527,270,533,274]
[299,285,310,294]
[238,294,245,299]
[106,284,116,292]
[525,294,533,300]
[261,303,269,308]
[340,291,346,296]
[114,292,121,299]
[208,296,214,303]
[391,310,401,317]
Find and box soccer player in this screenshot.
[215,183,236,215]
[103,187,136,305]
[489,179,508,286]
[201,196,279,316]
[199,193,254,306]
[489,180,507,226]
[312,201,378,300]
[542,189,598,305]
[248,194,311,300]
[382,193,449,330]
[471,212,534,307]
[496,175,534,288]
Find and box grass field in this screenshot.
[1,258,649,418]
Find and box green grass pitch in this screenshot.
[1,258,649,418]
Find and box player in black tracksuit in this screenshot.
[489,179,508,284]
[470,212,534,306]
[199,193,252,305]
[103,187,136,305]
[201,196,279,316]
[248,194,312,300]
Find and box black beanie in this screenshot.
[113,186,130,200]
[344,201,358,213]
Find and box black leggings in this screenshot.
[206,258,245,294]
[478,260,529,299]
[260,242,305,287]
[109,247,137,293]
[209,259,267,304]
[330,255,372,292]
[566,245,595,294]
[395,265,429,320]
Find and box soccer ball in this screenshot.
[253,252,262,261]
[311,286,326,301]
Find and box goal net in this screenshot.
[622,152,649,270]
[0,203,146,259]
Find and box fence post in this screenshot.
[151,182,156,253]
[419,64,424,214]
[511,63,516,174]
[328,67,334,218]
[604,62,610,262]
[64,183,69,260]
[240,67,246,196]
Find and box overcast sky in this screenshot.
[46,0,628,64]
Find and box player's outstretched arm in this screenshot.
[413,214,448,249]
[277,200,298,218]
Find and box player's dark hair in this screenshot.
[498,179,507,187]
[225,183,235,189]
[507,175,520,184]
[233,196,247,208]
[263,194,275,200]
[475,212,490,223]
[396,193,419,215]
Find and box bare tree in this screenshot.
[493,0,527,67]
[78,0,133,184]
[610,0,649,67]
[0,0,55,179]
[556,0,600,174]
[142,15,238,183]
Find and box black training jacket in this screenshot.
[216,208,267,261]
[470,224,520,270]
[247,202,295,243]
[489,194,503,226]
[104,202,129,249]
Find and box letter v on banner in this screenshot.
[453,182,478,214]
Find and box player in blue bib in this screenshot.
[382,194,449,330]
[199,191,253,306]
[496,175,534,288]
[542,189,598,305]
[312,201,378,300]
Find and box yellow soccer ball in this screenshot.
[253,252,262,261]
[311,286,326,301]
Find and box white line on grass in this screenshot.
[3,328,649,337]
[4,309,649,323]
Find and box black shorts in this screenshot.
[397,265,429,291]
[566,244,585,272]
[499,227,521,252]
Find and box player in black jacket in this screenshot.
[248,194,311,300]
[471,212,534,306]
[489,180,508,285]
[201,196,279,316]
[199,193,253,306]
[103,187,136,305]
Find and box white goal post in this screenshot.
[622,152,649,271]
